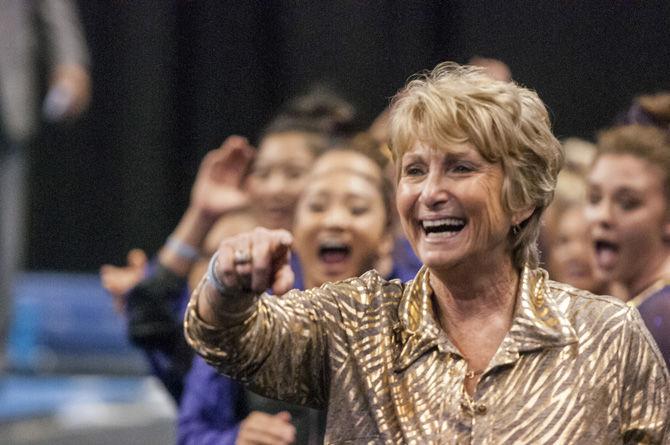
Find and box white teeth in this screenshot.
[321,241,347,249]
[425,231,457,238]
[422,218,464,228]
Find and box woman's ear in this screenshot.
[512,206,536,227]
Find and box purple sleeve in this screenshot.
[177,356,244,445]
[125,261,193,402]
[391,237,422,282]
[637,286,670,370]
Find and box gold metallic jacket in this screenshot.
[185,266,670,444]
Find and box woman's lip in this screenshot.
[423,230,462,241]
[417,216,465,222]
[317,258,350,277]
[418,220,467,241]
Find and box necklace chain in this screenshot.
[465,368,484,380]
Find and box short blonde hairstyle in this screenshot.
[596,124,670,200]
[388,62,564,269]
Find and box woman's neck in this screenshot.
[629,248,670,298]
[429,255,520,324]
[429,255,521,396]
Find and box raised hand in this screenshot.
[215,228,294,295]
[236,411,296,445]
[199,228,294,326]
[190,135,255,220]
[100,249,148,314]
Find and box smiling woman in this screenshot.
[293,148,393,289]
[395,141,513,279]
[185,62,669,444]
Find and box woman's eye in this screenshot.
[350,206,369,216]
[587,191,601,205]
[308,202,325,212]
[618,197,641,211]
[285,168,306,179]
[403,165,425,176]
[451,163,474,174]
[250,168,270,179]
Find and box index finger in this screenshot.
[250,229,293,293]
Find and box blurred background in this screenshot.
[30,1,670,270]
[1,1,669,443]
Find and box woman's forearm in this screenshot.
[195,276,259,327]
[184,281,331,407]
[158,206,217,278]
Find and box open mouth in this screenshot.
[421,218,467,238]
[593,239,619,268]
[318,241,352,264]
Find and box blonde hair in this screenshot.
[543,139,596,249]
[553,138,596,207]
[596,124,670,198]
[388,62,564,268]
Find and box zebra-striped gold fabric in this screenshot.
[185,266,669,444]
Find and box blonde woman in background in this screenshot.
[543,138,623,297]
[586,124,670,368]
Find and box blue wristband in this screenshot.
[166,236,200,261]
[207,251,228,295]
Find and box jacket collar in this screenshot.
[394,265,578,373]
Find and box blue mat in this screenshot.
[0,374,150,421]
[6,272,147,374]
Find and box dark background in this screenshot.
[28,1,670,271]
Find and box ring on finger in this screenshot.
[233,249,252,265]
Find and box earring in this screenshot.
[512,225,520,236]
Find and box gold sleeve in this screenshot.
[183,275,359,408]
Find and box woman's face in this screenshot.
[548,205,605,293]
[246,132,316,231]
[294,157,389,287]
[396,141,520,274]
[585,153,670,289]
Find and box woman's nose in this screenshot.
[323,205,349,229]
[586,199,613,228]
[419,170,448,209]
[265,172,288,193]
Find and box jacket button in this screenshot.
[476,404,487,414]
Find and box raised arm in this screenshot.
[159,135,254,279]
[185,227,335,407]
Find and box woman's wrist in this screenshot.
[165,236,199,262]
[201,252,259,324]
[206,251,228,295]
[158,206,217,276]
